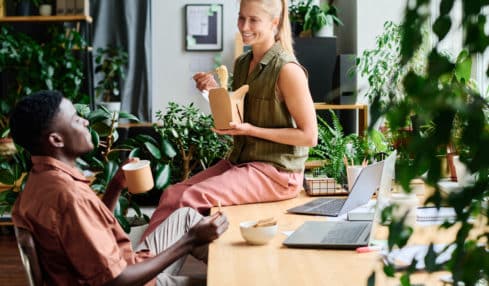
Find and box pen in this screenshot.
[355,246,382,253]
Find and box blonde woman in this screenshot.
[144,0,317,239]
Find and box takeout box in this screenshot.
[209,85,249,129]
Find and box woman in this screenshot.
[143,0,317,239]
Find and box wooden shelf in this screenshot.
[0,15,92,23]
[314,103,368,135]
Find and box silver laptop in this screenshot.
[283,151,396,249]
[287,160,385,217]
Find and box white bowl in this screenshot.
[239,220,278,245]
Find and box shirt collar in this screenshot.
[257,42,283,65]
[31,156,90,183]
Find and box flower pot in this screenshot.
[314,25,334,37]
[39,4,52,16]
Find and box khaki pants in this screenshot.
[136,207,207,286]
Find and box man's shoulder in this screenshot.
[25,168,92,203]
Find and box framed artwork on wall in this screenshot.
[185,4,223,51]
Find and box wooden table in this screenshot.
[207,191,457,286]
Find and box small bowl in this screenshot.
[239,220,278,245]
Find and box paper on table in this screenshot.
[383,244,455,270]
[416,207,456,222]
[347,199,376,221]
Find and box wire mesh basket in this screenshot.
[304,175,348,196]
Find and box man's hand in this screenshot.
[188,212,229,247]
[110,157,140,190]
[103,157,140,211]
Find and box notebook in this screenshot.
[283,152,397,249]
[286,160,385,217]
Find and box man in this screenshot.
[9,90,229,286]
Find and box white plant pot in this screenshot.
[39,4,52,16]
[314,25,334,37]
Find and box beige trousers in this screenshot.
[136,207,207,286]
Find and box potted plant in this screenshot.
[309,110,389,185]
[0,146,30,216]
[94,45,129,115]
[368,1,489,285]
[0,26,88,134]
[289,0,311,37]
[74,103,149,236]
[153,102,233,182]
[289,0,343,37]
[38,0,53,16]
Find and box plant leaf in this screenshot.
[154,163,171,190]
[144,142,162,160]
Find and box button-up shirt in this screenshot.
[12,156,154,285]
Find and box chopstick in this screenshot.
[218,200,222,213]
[343,155,349,169]
[236,104,243,123]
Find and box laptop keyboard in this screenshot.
[305,198,346,215]
[321,223,370,244]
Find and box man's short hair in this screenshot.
[9,90,64,155]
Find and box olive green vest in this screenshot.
[229,43,308,172]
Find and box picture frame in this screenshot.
[185,4,223,51]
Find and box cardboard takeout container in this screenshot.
[209,85,249,129]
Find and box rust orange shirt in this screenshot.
[12,156,155,285]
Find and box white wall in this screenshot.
[151,0,239,121]
[355,0,406,104]
[150,0,406,120]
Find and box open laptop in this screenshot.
[283,151,396,249]
[286,159,385,217]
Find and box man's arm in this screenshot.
[104,212,229,286]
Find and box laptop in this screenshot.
[283,151,397,249]
[287,160,385,217]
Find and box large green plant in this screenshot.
[356,21,429,111]
[75,104,147,233]
[368,2,489,286]
[0,146,30,216]
[154,102,232,182]
[0,26,88,135]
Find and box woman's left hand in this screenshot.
[212,122,252,136]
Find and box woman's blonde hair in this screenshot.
[240,0,295,57]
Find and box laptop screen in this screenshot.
[366,150,397,247]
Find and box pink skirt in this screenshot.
[142,160,303,240]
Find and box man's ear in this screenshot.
[48,132,64,148]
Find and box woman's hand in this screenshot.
[212,122,253,136]
[193,72,219,91]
